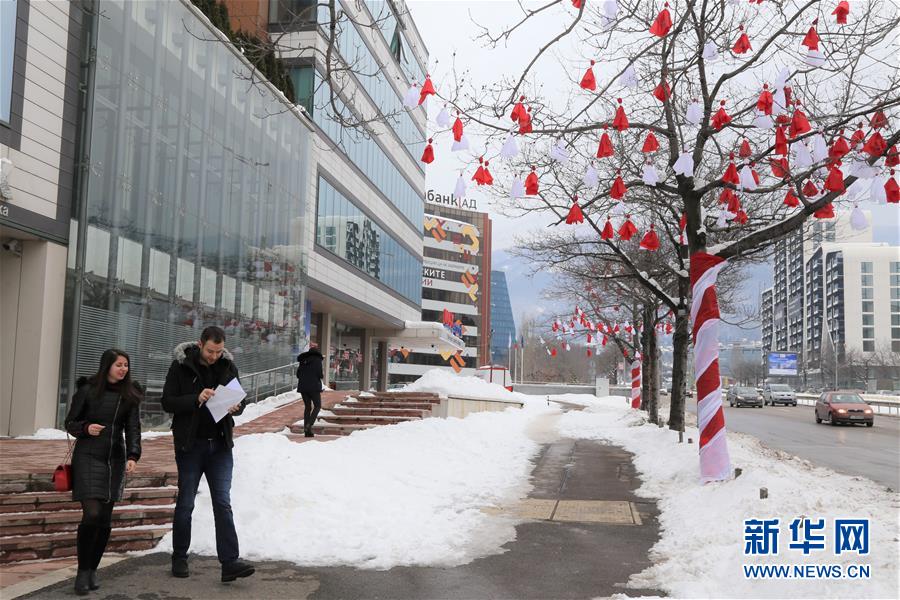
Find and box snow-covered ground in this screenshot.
[150,370,898,597]
[558,396,899,599]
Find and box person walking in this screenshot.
[296,343,324,437]
[161,326,255,583]
[64,349,142,595]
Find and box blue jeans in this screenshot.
[172,438,239,564]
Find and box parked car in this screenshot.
[762,383,797,406]
[814,391,874,427]
[728,386,763,408]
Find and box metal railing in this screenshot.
[242,363,298,405]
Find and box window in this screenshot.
[290,66,315,115]
[269,0,316,24]
[390,26,402,62]
[0,0,16,124]
[861,261,875,353]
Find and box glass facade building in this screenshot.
[490,270,517,365]
[60,0,311,426]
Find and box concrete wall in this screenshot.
[432,395,524,419]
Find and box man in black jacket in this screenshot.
[296,343,324,437]
[161,326,255,583]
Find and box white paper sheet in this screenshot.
[206,378,247,423]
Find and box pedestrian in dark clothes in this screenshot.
[161,325,255,583]
[296,343,324,437]
[64,349,142,595]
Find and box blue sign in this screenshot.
[768,352,798,376]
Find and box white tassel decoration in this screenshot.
[847,158,877,179]
[869,174,887,203]
[850,205,869,230]
[811,132,829,163]
[673,150,695,176]
[403,84,420,108]
[805,49,826,68]
[500,133,519,159]
[702,42,719,62]
[642,163,659,186]
[739,163,757,191]
[454,174,467,200]
[753,111,774,130]
[435,105,450,128]
[451,134,470,152]
[550,140,570,164]
[792,141,813,169]
[774,67,791,88]
[686,100,703,125]
[618,64,638,88]
[510,176,525,200]
[583,163,599,187]
[773,87,787,114]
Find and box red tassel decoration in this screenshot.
[814,203,835,219]
[784,189,800,207]
[886,145,900,168]
[653,80,671,102]
[525,166,539,195]
[789,103,812,138]
[565,197,585,224]
[639,225,660,251]
[832,1,849,24]
[711,100,731,130]
[775,126,788,156]
[727,192,741,214]
[732,25,752,54]
[421,138,435,164]
[850,125,866,148]
[482,160,493,186]
[610,170,627,200]
[649,3,672,37]
[719,187,736,206]
[418,75,436,105]
[886,170,900,203]
[802,179,819,197]
[770,157,790,179]
[472,157,486,185]
[601,218,615,240]
[870,110,888,130]
[571,0,582,8]
[618,215,638,241]
[597,127,615,158]
[679,213,687,231]
[829,133,850,160]
[642,132,660,153]
[452,114,464,142]
[722,154,740,185]
[580,60,597,91]
[824,164,845,194]
[511,95,525,122]
[518,107,533,134]
[612,98,629,131]
[734,209,749,225]
[801,20,820,51]
[739,138,753,159]
[862,131,887,157]
[757,84,773,115]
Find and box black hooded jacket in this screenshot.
[64,377,142,501]
[161,342,245,452]
[296,348,324,394]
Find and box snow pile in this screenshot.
[558,398,900,599]
[16,428,70,440]
[400,368,534,404]
[233,391,301,427]
[156,405,553,569]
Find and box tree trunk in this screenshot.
[641,305,659,423]
[669,309,690,432]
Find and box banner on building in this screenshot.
[767,352,798,376]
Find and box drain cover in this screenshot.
[485,499,642,525]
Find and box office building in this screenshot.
[490,270,516,366]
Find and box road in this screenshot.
[722,402,900,490]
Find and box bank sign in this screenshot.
[768,352,798,376]
[425,190,478,211]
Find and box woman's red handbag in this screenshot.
[52,435,75,492]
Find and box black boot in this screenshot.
[221,559,255,583]
[89,526,111,590]
[75,523,97,587]
[74,570,91,596]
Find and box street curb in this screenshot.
[2,555,127,599]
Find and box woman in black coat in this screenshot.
[64,349,142,595]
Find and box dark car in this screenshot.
[814,391,874,427]
[728,386,763,408]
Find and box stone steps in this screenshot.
[297,391,443,437]
[0,506,174,536]
[292,423,377,437]
[0,486,178,514]
[319,414,418,426]
[349,401,436,410]
[329,407,429,418]
[0,526,171,563]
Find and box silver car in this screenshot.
[763,383,797,406]
[728,386,763,408]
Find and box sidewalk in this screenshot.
[0,390,353,597]
[14,417,663,599]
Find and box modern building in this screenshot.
[759,212,873,385]
[0,0,459,436]
[387,200,493,384]
[803,243,899,389]
[490,270,516,366]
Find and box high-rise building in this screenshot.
[803,243,899,389]
[490,270,516,366]
[387,199,492,383]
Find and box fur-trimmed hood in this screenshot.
[172,341,235,364]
